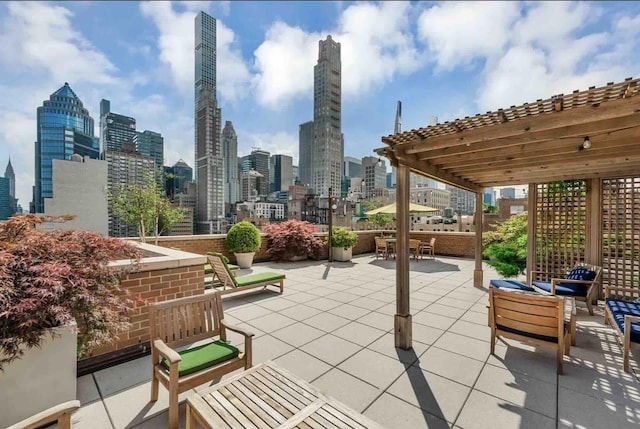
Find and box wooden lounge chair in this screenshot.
[419,237,436,259]
[204,252,238,287]
[7,400,80,429]
[489,287,570,374]
[207,253,285,295]
[531,262,602,315]
[604,285,640,372]
[149,292,254,429]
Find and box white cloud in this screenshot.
[417,1,640,112]
[0,2,117,85]
[140,1,250,102]
[252,1,423,108]
[417,1,520,71]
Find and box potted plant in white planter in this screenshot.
[0,214,141,427]
[225,221,262,269]
[330,227,359,262]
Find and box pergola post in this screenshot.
[526,183,537,284]
[586,179,603,298]
[474,191,484,287]
[395,163,412,349]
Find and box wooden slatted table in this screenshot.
[186,361,387,429]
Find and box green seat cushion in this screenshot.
[205,263,238,275]
[236,272,286,287]
[161,341,239,377]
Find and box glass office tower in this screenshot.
[33,83,99,213]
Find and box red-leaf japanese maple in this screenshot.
[262,220,324,261]
[0,214,142,370]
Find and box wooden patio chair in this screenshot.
[419,237,436,260]
[374,237,389,260]
[409,239,421,260]
[7,400,80,429]
[531,262,602,315]
[149,292,254,429]
[489,287,570,374]
[604,285,640,372]
[207,254,285,295]
[204,252,238,288]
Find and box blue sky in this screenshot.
[0,1,639,209]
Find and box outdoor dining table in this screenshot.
[186,361,387,429]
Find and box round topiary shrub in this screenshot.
[330,227,358,249]
[226,221,262,253]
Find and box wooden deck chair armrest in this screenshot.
[624,315,640,343]
[220,319,255,339]
[8,400,81,429]
[152,339,181,364]
[605,286,640,299]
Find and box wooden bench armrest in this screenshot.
[605,286,640,299]
[153,339,181,364]
[624,315,640,344]
[8,400,81,429]
[220,319,255,338]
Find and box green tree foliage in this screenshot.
[483,212,528,277]
[369,213,394,228]
[483,203,498,213]
[109,169,185,243]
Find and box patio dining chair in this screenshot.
[530,262,602,315]
[409,239,421,261]
[374,237,389,260]
[419,237,436,260]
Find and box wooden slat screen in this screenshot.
[534,180,588,280]
[602,177,640,290]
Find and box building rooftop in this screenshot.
[68,254,639,429]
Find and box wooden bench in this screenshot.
[604,285,640,372]
[207,254,285,296]
[7,400,80,429]
[531,262,602,315]
[149,292,254,429]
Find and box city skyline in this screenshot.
[1,1,639,208]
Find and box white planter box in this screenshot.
[0,322,77,427]
[234,252,255,269]
[332,247,353,262]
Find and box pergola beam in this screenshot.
[415,113,640,160]
[392,152,482,193]
[399,96,640,155]
[479,166,640,187]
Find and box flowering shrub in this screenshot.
[263,220,324,261]
[0,214,142,369]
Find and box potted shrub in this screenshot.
[0,214,141,427]
[263,220,324,261]
[330,227,358,262]
[225,221,262,268]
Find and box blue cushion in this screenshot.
[565,266,596,281]
[532,281,588,297]
[605,299,640,343]
[496,324,558,344]
[490,279,534,292]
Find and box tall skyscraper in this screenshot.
[165,159,193,199]
[99,99,136,153]
[4,159,15,204]
[195,11,225,234]
[135,130,164,169]
[33,83,99,213]
[313,35,342,197]
[362,156,386,197]
[270,154,293,193]
[104,142,156,237]
[298,121,314,187]
[240,149,270,196]
[0,177,11,220]
[222,121,239,210]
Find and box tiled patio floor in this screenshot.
[70,254,640,428]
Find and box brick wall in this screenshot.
[86,262,204,358]
[150,230,477,260]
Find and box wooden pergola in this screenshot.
[377,77,640,349]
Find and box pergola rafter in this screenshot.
[378,77,640,350]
